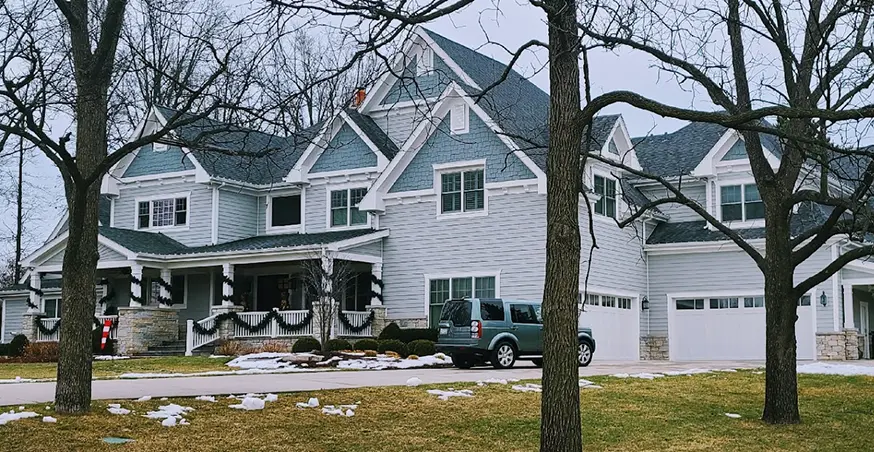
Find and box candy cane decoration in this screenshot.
[101,319,113,350]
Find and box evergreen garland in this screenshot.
[369,274,384,302]
[98,288,116,306]
[129,274,144,304]
[192,308,313,336]
[338,309,375,333]
[221,275,235,304]
[33,316,118,337]
[25,285,41,310]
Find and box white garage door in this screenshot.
[670,296,816,360]
[578,294,639,361]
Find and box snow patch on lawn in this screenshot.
[477,378,519,386]
[107,404,130,415]
[296,397,320,408]
[144,404,193,426]
[322,405,357,417]
[663,369,714,376]
[93,355,130,361]
[230,397,265,411]
[798,362,874,377]
[0,376,36,385]
[195,396,216,403]
[42,416,57,423]
[427,389,474,400]
[406,377,422,387]
[134,396,152,402]
[725,413,742,419]
[118,366,313,379]
[338,354,452,370]
[578,379,603,389]
[0,410,39,425]
[512,383,542,393]
[611,372,665,380]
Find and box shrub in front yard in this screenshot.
[353,339,379,351]
[363,350,377,357]
[326,339,353,352]
[258,341,290,353]
[377,323,402,341]
[377,339,407,356]
[291,337,322,353]
[406,339,436,357]
[215,340,252,356]
[23,342,60,362]
[10,334,29,357]
[398,328,438,343]
[0,343,8,356]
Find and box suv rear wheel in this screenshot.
[491,342,517,369]
[578,341,593,367]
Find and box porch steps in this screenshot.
[133,340,214,357]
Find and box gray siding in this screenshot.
[640,184,707,223]
[305,184,328,234]
[256,195,266,235]
[381,56,455,105]
[2,297,27,342]
[346,241,382,258]
[368,107,425,147]
[580,215,647,298]
[380,192,547,320]
[841,268,874,281]
[310,124,378,173]
[44,243,127,266]
[389,114,535,193]
[115,181,213,247]
[645,247,835,336]
[218,188,258,243]
[123,144,194,178]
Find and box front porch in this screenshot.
[15,228,390,355]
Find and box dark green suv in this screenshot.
[435,298,596,369]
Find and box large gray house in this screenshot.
[1,28,870,361]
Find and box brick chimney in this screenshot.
[351,88,366,107]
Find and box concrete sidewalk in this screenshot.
[0,360,763,406]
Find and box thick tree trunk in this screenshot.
[540,1,584,450]
[762,211,800,424]
[55,89,106,414]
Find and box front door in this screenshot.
[862,302,870,359]
[509,304,542,354]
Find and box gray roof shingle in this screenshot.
[345,109,400,159]
[99,226,186,254]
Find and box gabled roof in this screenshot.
[345,109,400,159]
[420,29,620,171]
[153,106,319,185]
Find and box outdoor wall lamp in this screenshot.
[820,291,829,307]
[641,297,650,311]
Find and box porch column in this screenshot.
[843,284,856,329]
[27,272,41,313]
[159,268,172,308]
[130,264,144,307]
[222,263,235,307]
[370,262,383,306]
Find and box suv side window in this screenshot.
[480,300,505,321]
[510,304,539,324]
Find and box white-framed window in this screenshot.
[720,184,764,222]
[440,168,484,214]
[594,174,617,218]
[147,275,186,307]
[330,187,368,228]
[268,193,302,231]
[450,104,469,135]
[137,195,188,230]
[580,292,633,309]
[43,298,62,318]
[427,274,498,328]
[744,296,765,308]
[676,298,705,310]
[416,47,434,75]
[617,297,632,310]
[153,142,169,152]
[710,297,739,309]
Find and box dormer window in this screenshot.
[720,184,763,221]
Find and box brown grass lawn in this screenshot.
[0,356,233,380]
[2,371,873,451]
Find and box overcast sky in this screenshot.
[0,1,713,261]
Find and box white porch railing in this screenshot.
[235,310,314,338]
[34,315,119,342]
[277,310,314,337]
[36,318,59,342]
[186,315,219,356]
[337,311,373,337]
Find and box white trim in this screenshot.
[644,240,766,255]
[306,167,381,181]
[415,29,481,90]
[1,299,6,342]
[34,260,137,274]
[579,284,640,299]
[714,180,765,227]
[108,198,115,228]
[133,192,192,232]
[265,191,304,235]
[326,186,372,230]
[47,212,69,240]
[861,301,870,359]
[333,252,382,265]
[366,97,438,113]
[434,162,488,218]
[449,103,469,135]
[339,111,390,170]
[119,170,196,184]
[423,270,502,323]
[832,243,842,331]
[211,187,219,245]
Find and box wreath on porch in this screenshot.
[191,309,314,336]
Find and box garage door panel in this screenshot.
[672,301,815,360]
[578,305,639,361]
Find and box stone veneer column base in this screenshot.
[366,305,387,338]
[639,336,669,360]
[21,312,46,342]
[816,329,861,360]
[210,305,245,341]
[117,307,179,355]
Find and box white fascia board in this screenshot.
[326,229,390,252]
[21,231,70,268]
[644,239,766,255]
[357,37,419,113]
[690,129,737,177]
[414,28,481,90]
[288,113,341,183]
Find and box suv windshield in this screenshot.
[440,300,472,326]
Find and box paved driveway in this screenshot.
[0,360,764,406]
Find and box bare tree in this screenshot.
[300,251,356,352]
[575,0,874,424]
[0,0,291,413]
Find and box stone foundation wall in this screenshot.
[117,307,179,355]
[21,312,45,342]
[391,318,429,329]
[816,329,860,360]
[640,336,669,360]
